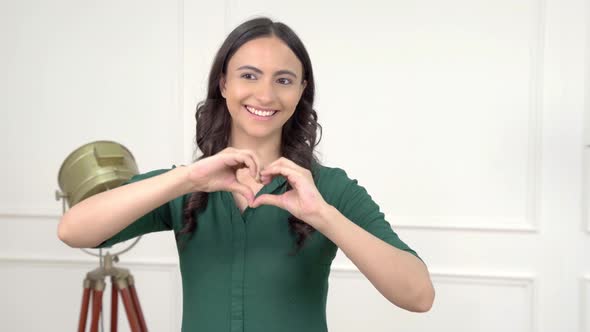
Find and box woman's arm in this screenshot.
[252,159,435,312]
[58,147,264,249]
[57,166,192,248]
[311,205,435,312]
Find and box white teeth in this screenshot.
[246,105,277,117]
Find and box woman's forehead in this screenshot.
[228,37,303,75]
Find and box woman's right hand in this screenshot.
[186,147,262,204]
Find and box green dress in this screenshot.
[95,163,421,332]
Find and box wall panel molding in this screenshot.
[585,150,590,233]
[224,0,545,234]
[582,276,590,332]
[0,211,60,221]
[0,255,181,331]
[0,0,186,217]
[396,0,544,233]
[331,265,536,286]
[331,265,537,332]
[0,255,178,267]
[392,216,538,233]
[0,260,541,332]
[175,0,186,166]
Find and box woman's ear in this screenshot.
[219,76,227,98]
[301,80,307,95]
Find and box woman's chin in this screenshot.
[244,126,281,139]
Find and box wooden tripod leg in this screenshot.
[111,276,118,332]
[116,277,142,332]
[78,279,92,332]
[128,275,148,332]
[89,279,105,332]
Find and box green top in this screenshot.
[95,164,420,332]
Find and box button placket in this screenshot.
[229,194,246,332]
[226,176,287,332]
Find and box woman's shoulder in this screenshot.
[313,163,347,178]
[312,162,358,193]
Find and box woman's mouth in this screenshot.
[244,105,279,120]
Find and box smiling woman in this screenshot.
[221,37,307,162]
[57,16,434,332]
[182,18,320,252]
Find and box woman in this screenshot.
[58,17,435,332]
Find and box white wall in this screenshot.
[1,0,588,331]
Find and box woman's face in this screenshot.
[220,36,307,140]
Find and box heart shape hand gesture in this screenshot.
[186,149,329,229]
[251,157,328,227]
[186,147,262,205]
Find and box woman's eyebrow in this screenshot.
[236,65,298,79]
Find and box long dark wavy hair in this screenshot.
[176,17,323,254]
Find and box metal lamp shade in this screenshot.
[57,141,139,207]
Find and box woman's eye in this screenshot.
[241,73,256,80]
[277,78,292,85]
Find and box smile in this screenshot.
[244,105,279,117]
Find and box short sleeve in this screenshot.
[320,167,421,260]
[93,168,176,249]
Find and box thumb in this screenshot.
[252,194,284,209]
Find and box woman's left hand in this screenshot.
[251,157,329,228]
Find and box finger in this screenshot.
[266,157,302,174]
[227,182,255,204]
[260,174,273,185]
[252,194,285,209]
[266,156,287,169]
[239,150,262,181]
[236,152,257,179]
[227,152,257,178]
[260,165,302,188]
[222,152,248,169]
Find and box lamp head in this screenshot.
[57,141,138,208]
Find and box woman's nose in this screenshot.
[254,81,276,105]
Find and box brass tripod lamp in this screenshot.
[56,140,149,332]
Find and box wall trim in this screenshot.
[331,265,537,332]
[584,150,590,233]
[1,258,541,332]
[391,216,537,233]
[0,211,60,220]
[374,0,544,233]
[175,0,186,167]
[0,255,181,331]
[0,255,178,268]
[581,276,590,332]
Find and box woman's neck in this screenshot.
[228,131,282,169]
